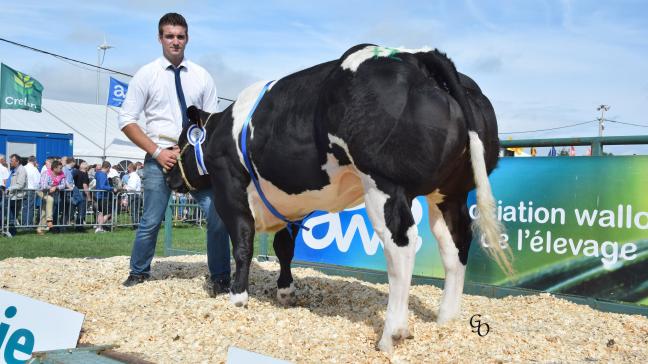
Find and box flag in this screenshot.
[569,146,576,156]
[107,77,128,107]
[0,63,44,112]
[548,146,557,157]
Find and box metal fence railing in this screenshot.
[169,193,204,228]
[0,189,205,237]
[500,135,648,156]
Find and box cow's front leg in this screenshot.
[207,165,255,308]
[360,174,417,354]
[273,226,297,306]
[229,215,255,307]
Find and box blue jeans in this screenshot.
[22,191,36,226]
[129,158,231,279]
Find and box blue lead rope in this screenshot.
[240,81,310,239]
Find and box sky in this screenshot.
[1,0,648,154]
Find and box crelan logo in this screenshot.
[13,72,37,96]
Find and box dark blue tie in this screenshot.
[171,65,189,129]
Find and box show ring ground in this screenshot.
[1,256,646,363]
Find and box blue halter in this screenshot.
[240,81,310,238]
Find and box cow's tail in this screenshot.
[417,50,514,277]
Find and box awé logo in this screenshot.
[112,84,125,98]
[107,77,128,107]
[301,198,425,254]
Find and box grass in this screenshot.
[0,223,275,260]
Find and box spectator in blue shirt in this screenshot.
[94,161,115,233]
[59,156,76,226]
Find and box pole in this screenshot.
[0,67,3,129]
[96,38,113,105]
[597,104,610,138]
[96,48,100,104]
[102,104,109,161]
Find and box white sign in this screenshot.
[0,290,84,363]
[227,347,291,364]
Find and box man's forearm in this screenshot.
[121,124,159,155]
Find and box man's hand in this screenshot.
[157,145,181,171]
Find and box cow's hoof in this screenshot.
[436,311,458,325]
[391,327,413,341]
[376,337,393,354]
[276,283,296,306]
[230,291,249,308]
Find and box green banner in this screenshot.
[295,157,648,307]
[0,63,43,113]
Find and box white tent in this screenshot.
[0,98,144,165]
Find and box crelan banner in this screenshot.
[0,63,44,113]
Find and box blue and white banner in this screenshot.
[294,197,436,276]
[107,77,128,107]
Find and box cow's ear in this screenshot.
[187,106,203,128]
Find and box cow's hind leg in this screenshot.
[361,174,417,354]
[273,226,297,306]
[427,195,471,324]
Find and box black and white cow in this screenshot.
[166,44,513,353]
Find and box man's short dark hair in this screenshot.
[158,13,188,36]
[102,161,112,169]
[10,154,20,161]
[28,156,36,163]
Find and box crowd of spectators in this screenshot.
[0,154,145,236]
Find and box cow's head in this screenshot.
[165,106,215,193]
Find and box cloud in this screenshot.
[471,56,503,73]
[66,26,106,45]
[465,0,500,31]
[196,53,258,104]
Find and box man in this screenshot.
[22,156,41,227]
[5,154,27,236]
[37,159,66,235]
[40,156,53,174]
[0,155,9,189]
[93,161,114,233]
[135,162,144,179]
[72,161,91,232]
[123,163,142,228]
[107,165,121,190]
[62,157,76,185]
[60,156,76,226]
[119,13,231,293]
